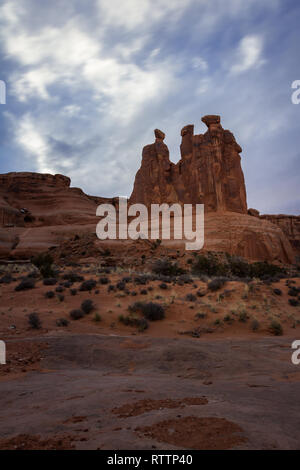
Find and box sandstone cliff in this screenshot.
[260,214,300,259]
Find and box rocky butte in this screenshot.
[130,115,247,213]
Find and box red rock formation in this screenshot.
[260,214,300,258]
[0,172,112,257]
[130,115,247,213]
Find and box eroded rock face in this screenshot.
[130,116,247,213]
[0,172,112,257]
[260,214,300,258]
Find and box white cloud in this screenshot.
[191,57,208,71]
[230,35,265,75]
[16,114,54,173]
[97,0,192,31]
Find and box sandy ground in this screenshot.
[0,334,300,449]
[0,266,300,449]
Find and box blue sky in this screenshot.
[0,0,299,214]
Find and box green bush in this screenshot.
[152,258,185,276]
[81,299,95,314]
[128,301,165,321]
[269,320,283,336]
[70,309,84,320]
[15,278,35,291]
[56,318,69,327]
[79,279,96,291]
[28,312,41,329]
[251,319,260,331]
[192,253,227,276]
[208,277,227,291]
[31,253,55,278]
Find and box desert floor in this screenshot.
[0,264,300,450]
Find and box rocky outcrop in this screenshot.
[203,212,294,264]
[130,115,247,213]
[0,172,112,229]
[260,214,300,259]
[0,172,112,258]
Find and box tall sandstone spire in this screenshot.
[130,115,247,214]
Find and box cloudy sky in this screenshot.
[0,0,299,214]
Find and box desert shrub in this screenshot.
[108,284,115,292]
[62,281,72,288]
[70,288,77,296]
[137,318,149,332]
[131,291,137,296]
[214,318,222,325]
[289,298,299,307]
[195,312,207,319]
[223,314,233,323]
[62,272,83,283]
[152,239,162,249]
[45,290,55,299]
[251,319,260,331]
[238,310,248,322]
[128,301,144,313]
[28,312,41,329]
[0,274,13,284]
[57,294,64,302]
[288,287,300,297]
[116,281,126,290]
[269,320,283,336]
[140,302,165,321]
[178,274,193,284]
[81,299,95,314]
[140,289,148,295]
[192,253,227,277]
[70,309,84,320]
[122,276,132,284]
[15,278,35,291]
[31,253,55,278]
[99,276,109,285]
[118,314,149,331]
[27,271,40,279]
[159,283,168,290]
[55,286,64,293]
[56,318,69,327]
[93,313,102,322]
[152,258,185,277]
[134,275,150,285]
[273,288,282,296]
[79,279,96,291]
[227,255,250,278]
[196,289,206,297]
[249,261,285,279]
[186,293,197,302]
[208,277,227,292]
[128,301,165,321]
[43,278,57,286]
